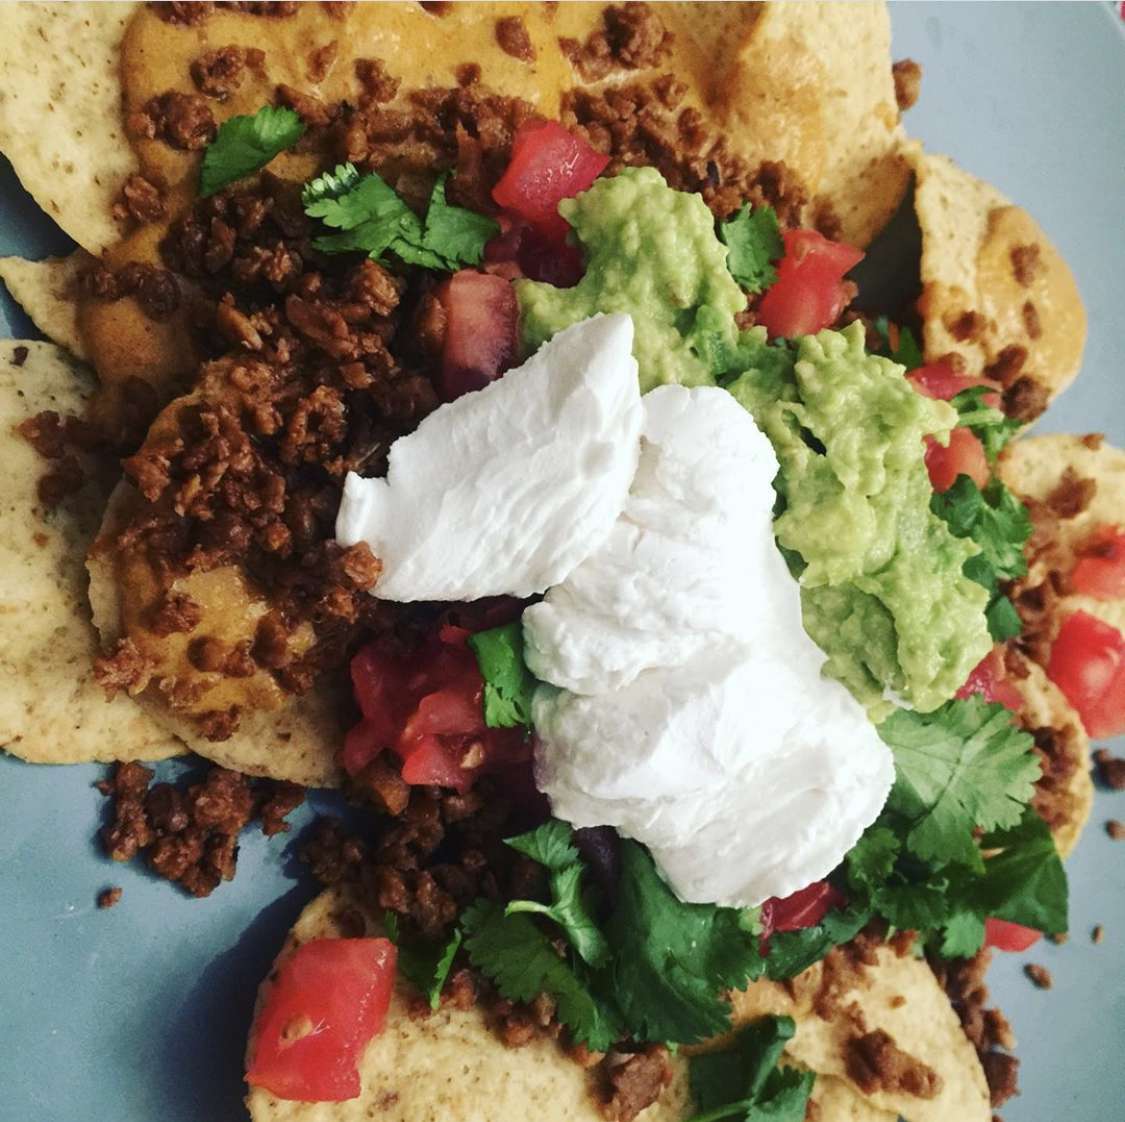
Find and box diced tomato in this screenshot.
[491,119,609,242]
[1046,610,1125,739]
[1071,526,1125,601]
[246,937,396,1102]
[755,229,864,339]
[956,648,1024,713]
[343,612,533,792]
[436,270,518,401]
[984,918,1043,953]
[924,427,990,493]
[484,213,585,287]
[908,362,1001,408]
[759,881,847,941]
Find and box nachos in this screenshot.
[0,4,1116,1122]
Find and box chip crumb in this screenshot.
[1094,749,1125,790]
[1092,925,1105,945]
[97,886,122,909]
[1024,964,1052,990]
[1048,931,1068,946]
[1106,819,1125,840]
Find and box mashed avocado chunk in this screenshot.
[727,324,991,713]
[519,169,991,714]
[517,167,745,392]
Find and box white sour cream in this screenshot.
[335,313,642,602]
[529,385,893,907]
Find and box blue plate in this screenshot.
[2,4,1123,1120]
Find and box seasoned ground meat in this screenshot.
[149,1,213,26]
[114,173,167,227]
[496,16,535,62]
[94,638,157,699]
[1010,243,1042,287]
[354,58,400,105]
[81,260,181,322]
[1023,963,1052,990]
[306,41,339,84]
[1106,819,1125,840]
[129,91,217,151]
[100,762,304,897]
[931,950,1020,1108]
[561,3,673,81]
[1045,466,1097,518]
[1028,722,1082,838]
[892,58,923,112]
[844,1030,941,1099]
[1095,749,1125,790]
[97,886,123,909]
[191,45,265,100]
[601,1046,673,1122]
[562,79,808,225]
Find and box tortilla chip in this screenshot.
[249,890,920,1122]
[0,252,91,360]
[86,483,344,789]
[906,143,1086,408]
[1007,650,1093,859]
[247,886,692,1122]
[729,946,991,1122]
[0,340,180,764]
[1000,434,1125,638]
[0,2,139,253]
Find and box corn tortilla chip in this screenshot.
[0,339,180,764]
[730,946,991,1122]
[906,143,1086,408]
[86,483,345,789]
[1000,435,1125,639]
[247,887,891,1122]
[1007,650,1093,859]
[0,252,91,360]
[0,2,139,253]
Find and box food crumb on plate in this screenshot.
[1094,749,1125,790]
[1106,819,1125,840]
[1024,964,1053,990]
[96,886,122,909]
[1092,925,1106,945]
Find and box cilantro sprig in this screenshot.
[873,317,924,371]
[720,205,783,294]
[931,476,1032,641]
[688,1016,814,1122]
[302,162,499,271]
[835,696,1068,958]
[468,622,538,729]
[200,105,306,197]
[505,821,609,967]
[382,910,461,1011]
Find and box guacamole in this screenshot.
[728,324,991,713]
[517,167,745,392]
[521,168,992,713]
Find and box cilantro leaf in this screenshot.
[419,174,500,268]
[604,841,764,1043]
[938,908,987,959]
[763,904,870,982]
[382,911,462,1010]
[504,821,609,967]
[872,318,923,371]
[974,812,1068,934]
[689,1016,814,1122]
[200,106,306,197]
[720,205,783,294]
[303,164,498,272]
[950,386,1022,461]
[931,476,1032,588]
[879,696,1042,870]
[469,622,537,728]
[461,898,621,1051]
[985,595,1024,642]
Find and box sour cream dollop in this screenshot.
[335,314,642,601]
[529,385,894,907]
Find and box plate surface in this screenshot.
[1,4,1123,1120]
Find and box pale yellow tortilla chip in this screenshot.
[906,143,1086,406]
[730,948,991,1122]
[0,252,91,360]
[1008,651,1093,859]
[247,890,919,1122]
[0,2,139,253]
[86,485,345,789]
[0,339,180,764]
[1000,434,1125,638]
